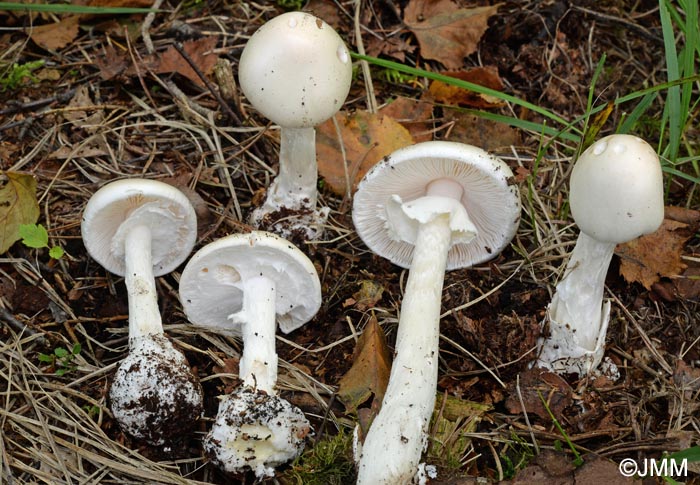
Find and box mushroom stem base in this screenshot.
[250,127,327,240]
[535,232,618,377]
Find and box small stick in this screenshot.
[172,42,241,124]
[0,307,48,346]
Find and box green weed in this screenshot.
[0,60,44,92]
[19,223,64,260]
[281,428,356,485]
[537,390,583,467]
[38,343,81,376]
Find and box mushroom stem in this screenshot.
[229,275,278,394]
[357,212,452,484]
[262,127,317,212]
[124,224,163,342]
[537,232,615,374]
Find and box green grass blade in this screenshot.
[659,0,682,163]
[0,2,160,14]
[351,52,576,133]
[617,92,656,134]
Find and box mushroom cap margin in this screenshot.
[352,141,521,270]
[179,231,321,335]
[81,178,197,277]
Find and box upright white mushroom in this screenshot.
[238,11,353,240]
[352,141,521,484]
[179,231,321,477]
[81,179,202,445]
[536,134,664,376]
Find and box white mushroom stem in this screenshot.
[124,224,163,342]
[357,179,465,485]
[229,275,278,394]
[265,127,317,211]
[536,232,615,374]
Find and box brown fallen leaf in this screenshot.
[379,96,434,143]
[442,109,520,151]
[316,110,414,196]
[505,367,572,422]
[28,16,81,51]
[617,218,691,290]
[404,0,500,69]
[337,316,391,415]
[427,67,505,108]
[0,172,40,255]
[148,36,219,87]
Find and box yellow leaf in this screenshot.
[0,172,40,254]
[316,110,414,196]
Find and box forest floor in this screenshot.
[0,0,699,484]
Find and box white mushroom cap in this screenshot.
[238,11,352,128]
[570,134,664,243]
[352,141,521,270]
[81,179,197,277]
[179,231,321,335]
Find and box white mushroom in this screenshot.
[81,179,202,445]
[238,11,352,240]
[179,231,321,477]
[536,134,664,377]
[352,141,521,484]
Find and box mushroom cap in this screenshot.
[570,134,664,243]
[179,231,321,335]
[238,11,352,128]
[352,141,521,270]
[81,179,197,277]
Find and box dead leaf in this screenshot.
[428,394,491,465]
[427,67,505,108]
[64,85,105,131]
[0,172,40,255]
[316,110,414,196]
[365,35,416,63]
[617,218,691,290]
[352,280,384,311]
[337,316,391,414]
[379,96,434,142]
[404,0,500,69]
[28,16,81,51]
[442,109,519,151]
[95,44,129,80]
[505,368,572,421]
[148,37,219,87]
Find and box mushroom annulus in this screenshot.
[179,231,321,477]
[351,141,521,484]
[535,134,664,377]
[238,11,352,240]
[81,179,203,445]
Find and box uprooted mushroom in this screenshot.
[179,231,321,477]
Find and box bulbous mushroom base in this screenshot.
[204,387,312,478]
[250,203,329,242]
[109,334,204,445]
[535,303,620,380]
